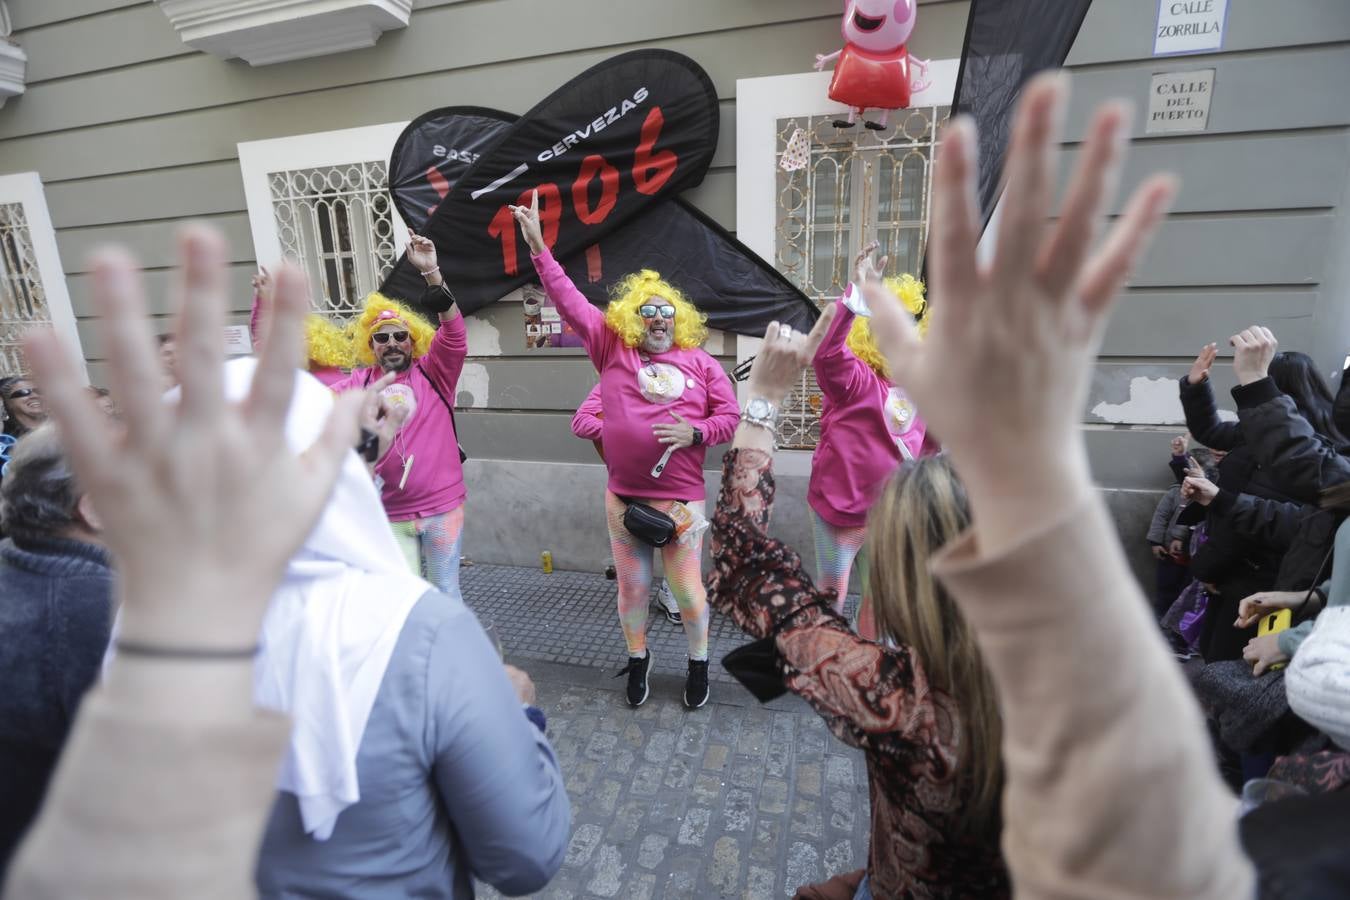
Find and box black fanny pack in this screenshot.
[620,499,677,547]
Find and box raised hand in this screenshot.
[1181,474,1218,506]
[746,305,839,406]
[1170,434,1187,456]
[852,241,888,287]
[1187,343,1217,385]
[407,232,439,275]
[864,73,1176,555]
[1230,326,1278,386]
[509,190,547,256]
[23,225,367,651]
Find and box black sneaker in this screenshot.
[684,658,710,709]
[615,651,652,707]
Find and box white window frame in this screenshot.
[237,121,412,301]
[0,172,83,380]
[735,63,958,470]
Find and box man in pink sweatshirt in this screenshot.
[514,193,739,709]
[328,233,468,600]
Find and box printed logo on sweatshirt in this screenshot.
[637,362,686,404]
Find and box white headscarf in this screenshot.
[227,359,429,840]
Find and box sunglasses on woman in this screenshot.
[638,304,675,320]
[5,388,36,401]
[371,331,410,345]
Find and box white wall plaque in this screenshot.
[1154,0,1228,56]
[1147,69,1215,134]
[223,325,253,356]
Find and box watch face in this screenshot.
[747,398,773,418]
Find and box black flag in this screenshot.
[946,0,1096,235]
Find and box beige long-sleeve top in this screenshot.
[932,496,1255,899]
[3,685,289,899]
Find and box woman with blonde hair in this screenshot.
[810,243,937,639]
[709,307,1007,898]
[511,192,739,709]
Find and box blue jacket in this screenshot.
[0,535,113,879]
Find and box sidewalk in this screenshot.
[461,564,872,900]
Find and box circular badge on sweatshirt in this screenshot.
[885,387,917,436]
[637,362,687,405]
[380,383,417,428]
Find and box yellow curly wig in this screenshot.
[604,270,708,349]
[304,314,355,370]
[846,273,928,379]
[348,293,438,367]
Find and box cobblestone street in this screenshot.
[462,564,872,900]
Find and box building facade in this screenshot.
[1,0,1347,584]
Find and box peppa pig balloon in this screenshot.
[814,0,931,130]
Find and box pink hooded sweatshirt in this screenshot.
[531,248,739,502]
[808,291,935,528]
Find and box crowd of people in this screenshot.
[0,70,1346,899]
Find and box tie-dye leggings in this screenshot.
[810,509,879,640]
[391,506,465,599]
[604,491,710,660]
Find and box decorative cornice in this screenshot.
[155,0,412,66]
[0,39,26,109]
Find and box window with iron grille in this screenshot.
[0,202,50,376]
[772,106,947,449]
[268,161,399,323]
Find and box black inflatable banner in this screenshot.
[387,106,515,233]
[381,59,818,336]
[391,49,719,313]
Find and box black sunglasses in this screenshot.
[371,331,410,345]
[638,304,675,319]
[5,388,36,401]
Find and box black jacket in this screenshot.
[1233,376,1350,501]
[0,535,113,881]
[1209,489,1341,592]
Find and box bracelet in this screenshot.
[116,640,260,660]
[419,266,440,277]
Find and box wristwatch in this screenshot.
[692,427,704,446]
[741,396,779,431]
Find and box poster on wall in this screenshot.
[522,285,584,350]
[380,57,819,337]
[1146,69,1215,133]
[1154,0,1228,57]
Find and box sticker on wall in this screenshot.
[1146,69,1215,134]
[1154,0,1228,57]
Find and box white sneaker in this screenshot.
[656,581,682,625]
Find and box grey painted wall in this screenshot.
[0,0,1346,587]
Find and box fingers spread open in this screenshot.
[992,72,1068,286]
[23,330,116,490]
[87,248,167,441]
[175,225,229,426]
[1077,173,1177,313]
[1038,101,1131,298]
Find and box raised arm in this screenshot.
[510,190,611,365]
[708,309,937,751]
[865,76,1250,897]
[1229,329,1350,501]
[406,232,460,324]
[1179,344,1242,450]
[813,244,880,401]
[8,229,365,899]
